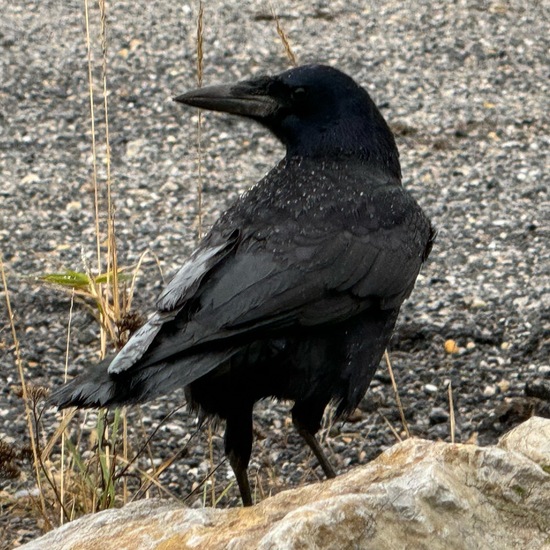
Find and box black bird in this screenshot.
[49,64,434,506]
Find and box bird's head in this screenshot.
[175,64,400,178]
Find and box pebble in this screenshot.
[429,407,450,425]
[470,297,487,309]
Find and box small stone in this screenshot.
[126,139,146,158]
[66,200,81,211]
[497,380,510,392]
[483,385,497,397]
[21,173,40,185]
[444,340,459,354]
[429,407,450,425]
[424,384,438,394]
[346,408,364,422]
[470,297,487,308]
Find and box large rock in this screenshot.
[21,417,550,550]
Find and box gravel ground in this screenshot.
[1,0,549,546]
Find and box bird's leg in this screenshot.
[296,423,337,478]
[292,404,337,479]
[224,406,254,506]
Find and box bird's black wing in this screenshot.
[129,183,431,370]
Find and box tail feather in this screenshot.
[48,349,238,410]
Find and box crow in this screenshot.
[49,64,435,506]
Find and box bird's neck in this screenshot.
[283,121,402,180]
[279,156,402,196]
[284,147,402,182]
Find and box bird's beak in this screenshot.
[174,78,279,119]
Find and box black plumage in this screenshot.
[49,64,435,506]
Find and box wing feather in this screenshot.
[110,189,429,379]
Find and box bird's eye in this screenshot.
[291,87,307,101]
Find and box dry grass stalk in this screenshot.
[270,2,297,66]
[195,1,217,502]
[60,291,75,524]
[448,382,456,444]
[99,0,121,329]
[207,423,216,505]
[384,350,410,438]
[195,1,204,239]
[380,413,403,442]
[83,0,102,279]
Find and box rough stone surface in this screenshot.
[20,418,550,550]
[498,415,550,471]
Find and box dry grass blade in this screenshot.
[196,1,204,87]
[126,250,152,312]
[131,444,190,501]
[269,2,297,66]
[207,423,216,506]
[83,0,109,358]
[40,409,76,460]
[115,405,187,483]
[83,0,101,274]
[380,413,402,442]
[195,1,204,240]
[448,382,456,444]
[99,0,121,328]
[384,349,410,438]
[114,456,183,501]
[60,292,75,524]
[182,459,228,505]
